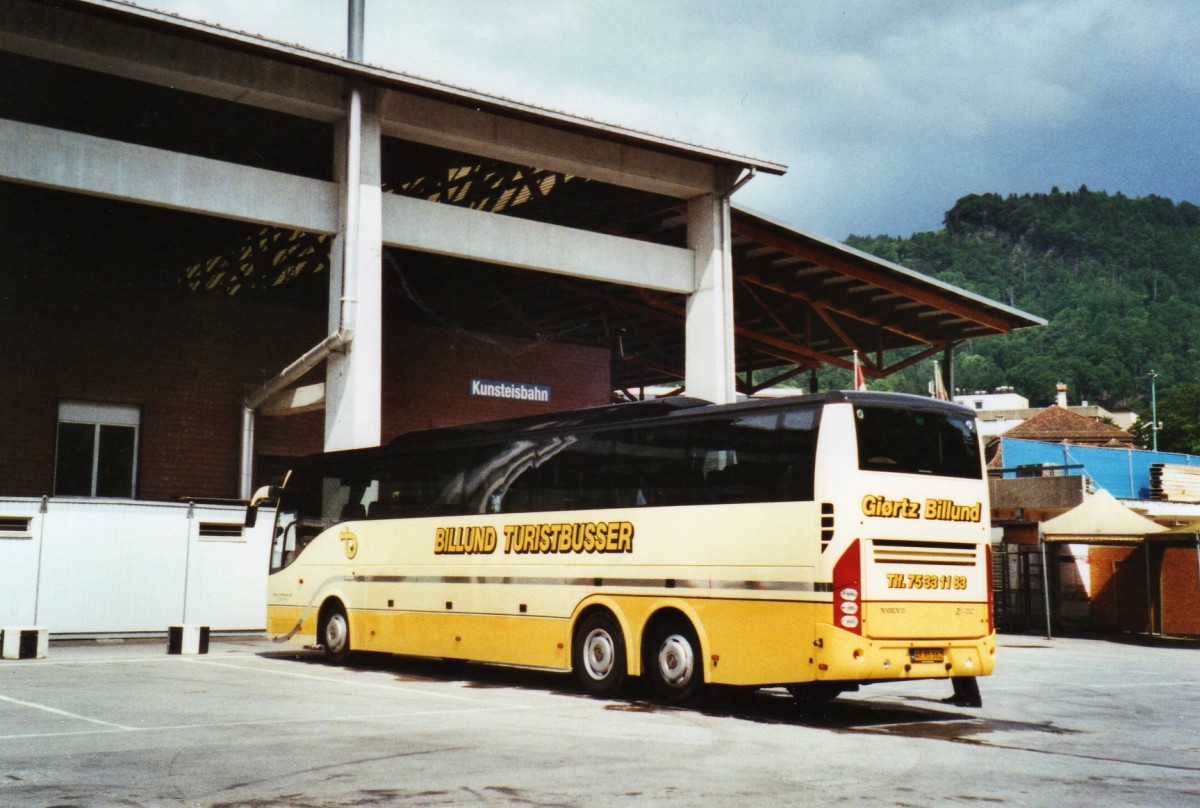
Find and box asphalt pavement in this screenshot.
[2,632,1198,806]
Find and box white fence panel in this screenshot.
[0,497,273,635]
[36,499,190,634]
[183,504,272,630]
[0,499,43,625]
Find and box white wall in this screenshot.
[955,392,1030,411]
[0,498,272,635]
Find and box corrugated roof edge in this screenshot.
[62,0,788,176]
[732,203,1048,330]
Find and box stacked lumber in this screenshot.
[1149,463,1200,502]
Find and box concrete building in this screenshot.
[0,0,1043,636]
[958,383,1138,441]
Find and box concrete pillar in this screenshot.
[685,192,736,404]
[325,85,383,450]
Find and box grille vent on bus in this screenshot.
[871,539,976,566]
[0,516,32,535]
[199,522,244,539]
[820,503,834,552]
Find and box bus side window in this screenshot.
[372,454,466,518]
[605,427,695,507]
[500,469,535,513]
[336,479,378,523]
[523,436,613,512]
[777,407,818,501]
[694,417,777,504]
[458,440,538,515]
[687,408,818,504]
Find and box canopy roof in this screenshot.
[1151,517,1200,541]
[3,0,1047,394]
[1041,489,1166,544]
[1159,518,1200,535]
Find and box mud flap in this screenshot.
[947,676,982,708]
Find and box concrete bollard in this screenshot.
[167,625,210,655]
[1,626,49,660]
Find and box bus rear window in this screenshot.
[854,406,982,479]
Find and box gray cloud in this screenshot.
[134,0,1200,239]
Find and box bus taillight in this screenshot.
[986,543,995,634]
[833,539,862,635]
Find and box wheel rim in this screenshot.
[325,612,348,654]
[656,633,695,688]
[582,628,616,681]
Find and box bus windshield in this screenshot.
[854,403,982,479]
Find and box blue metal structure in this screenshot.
[998,438,1199,499]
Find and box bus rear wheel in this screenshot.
[319,602,351,664]
[573,612,627,697]
[646,618,702,703]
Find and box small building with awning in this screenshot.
[1145,519,1200,637]
[1036,492,1166,638]
[1036,490,1200,638]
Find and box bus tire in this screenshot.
[645,617,703,703]
[319,601,351,665]
[573,611,627,697]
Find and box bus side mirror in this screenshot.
[244,484,282,528]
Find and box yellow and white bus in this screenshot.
[254,391,994,704]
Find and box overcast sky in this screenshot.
[130,0,1200,241]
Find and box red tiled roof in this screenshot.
[1001,405,1134,445]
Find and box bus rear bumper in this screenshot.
[811,625,996,682]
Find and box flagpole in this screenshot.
[933,359,948,400]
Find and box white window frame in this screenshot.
[55,401,141,498]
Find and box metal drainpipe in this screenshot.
[1040,532,1052,640]
[237,0,366,499]
[348,0,364,61]
[238,328,353,498]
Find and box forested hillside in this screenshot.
[844,188,1200,413]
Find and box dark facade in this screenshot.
[2,245,610,501]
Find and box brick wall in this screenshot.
[380,320,611,438]
[1160,544,1200,636]
[1088,546,1146,632]
[2,270,326,500]
[1088,543,1200,636]
[2,272,611,501]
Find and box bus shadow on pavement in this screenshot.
[695,688,1080,742]
[695,687,981,731]
[258,648,986,731]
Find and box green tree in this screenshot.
[845,189,1200,414]
[1155,380,1200,454]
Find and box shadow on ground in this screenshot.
[256,647,1055,740]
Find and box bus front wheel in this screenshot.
[319,602,351,664]
[573,612,627,697]
[646,618,703,703]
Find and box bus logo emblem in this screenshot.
[340,528,358,559]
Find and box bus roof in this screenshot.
[387,396,714,449]
[352,391,974,453]
[284,390,977,475]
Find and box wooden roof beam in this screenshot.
[731,219,1020,333]
[739,275,938,347]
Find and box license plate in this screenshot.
[910,648,944,664]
